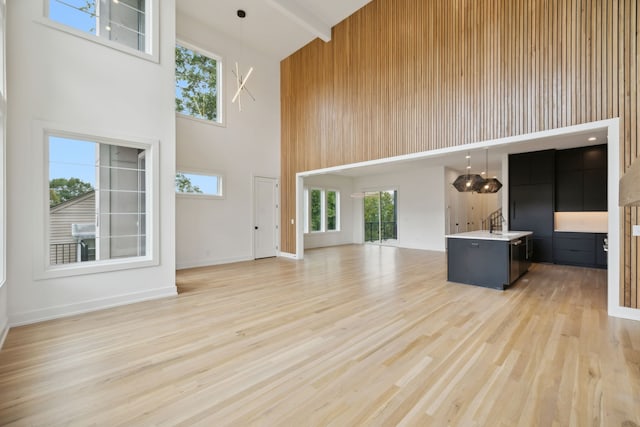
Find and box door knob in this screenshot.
[254,226,258,230]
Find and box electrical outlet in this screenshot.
[633,225,640,236]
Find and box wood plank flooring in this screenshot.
[0,245,639,426]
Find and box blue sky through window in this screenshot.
[49,136,97,187]
[49,0,96,34]
[178,173,219,195]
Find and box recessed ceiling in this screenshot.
[176,0,373,60]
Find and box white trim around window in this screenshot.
[175,166,225,200]
[32,121,160,280]
[304,187,341,234]
[175,38,224,126]
[38,0,160,63]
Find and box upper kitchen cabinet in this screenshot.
[509,150,555,186]
[555,144,607,211]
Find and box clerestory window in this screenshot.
[175,42,223,124]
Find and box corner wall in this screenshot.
[6,0,177,325]
[175,12,280,269]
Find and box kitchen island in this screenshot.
[446,230,533,290]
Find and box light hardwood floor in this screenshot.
[0,245,639,426]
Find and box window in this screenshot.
[327,190,338,231]
[175,171,223,197]
[47,135,149,267]
[305,188,340,233]
[310,189,322,232]
[175,43,222,123]
[47,0,152,54]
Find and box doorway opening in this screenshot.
[364,190,397,245]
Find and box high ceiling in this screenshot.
[176,0,373,60]
[176,1,609,180]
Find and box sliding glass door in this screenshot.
[364,190,397,245]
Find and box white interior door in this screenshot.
[254,177,278,259]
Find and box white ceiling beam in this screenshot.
[265,0,332,42]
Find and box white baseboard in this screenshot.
[278,252,298,260]
[608,305,640,322]
[176,255,253,270]
[9,286,177,327]
[0,317,8,349]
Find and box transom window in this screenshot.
[48,135,148,266]
[304,188,340,233]
[47,0,151,54]
[175,171,223,197]
[175,43,222,124]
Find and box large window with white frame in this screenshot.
[45,0,157,57]
[175,42,222,124]
[304,188,340,233]
[44,132,155,273]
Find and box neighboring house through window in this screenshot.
[47,135,149,267]
[175,42,222,124]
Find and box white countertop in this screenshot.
[446,230,533,241]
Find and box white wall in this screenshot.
[0,0,7,343]
[0,284,6,346]
[6,0,177,325]
[175,12,280,269]
[352,164,447,251]
[303,174,355,249]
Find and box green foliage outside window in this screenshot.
[310,189,322,232]
[327,191,337,230]
[175,173,203,194]
[175,45,219,122]
[49,177,94,207]
[364,191,396,242]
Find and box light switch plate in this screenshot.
[634,225,640,236]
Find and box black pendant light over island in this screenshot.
[452,173,485,192]
[452,153,484,192]
[477,149,503,193]
[452,150,502,193]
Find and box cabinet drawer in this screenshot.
[553,249,595,266]
[553,232,597,267]
[553,235,595,251]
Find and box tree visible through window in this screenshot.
[364,191,397,242]
[306,188,340,233]
[50,177,94,207]
[327,190,337,231]
[310,189,322,232]
[175,171,222,196]
[48,136,148,265]
[175,44,220,122]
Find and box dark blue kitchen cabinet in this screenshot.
[509,150,555,263]
[552,232,607,269]
[555,144,607,212]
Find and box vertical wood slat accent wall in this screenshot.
[280,0,639,308]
